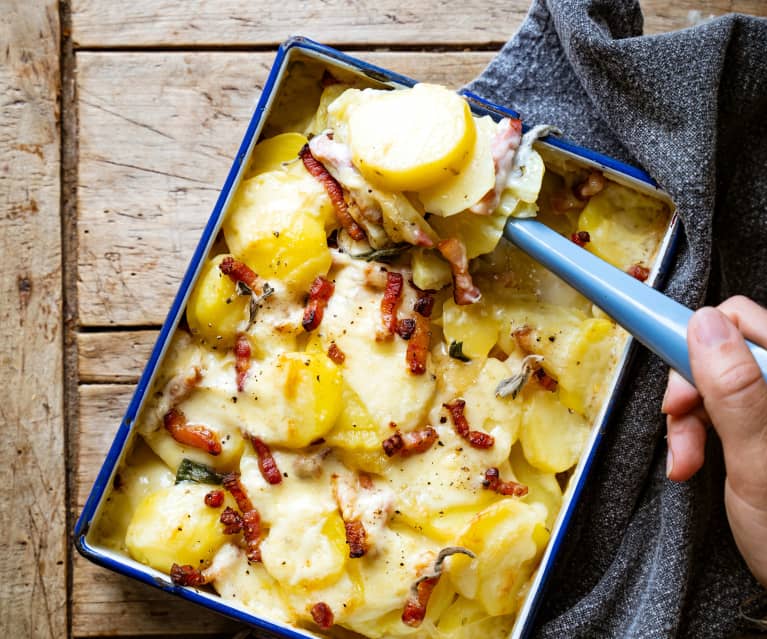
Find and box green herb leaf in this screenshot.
[351,244,409,263]
[175,458,224,485]
[448,341,471,362]
[495,354,544,399]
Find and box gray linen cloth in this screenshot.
[465,1,767,637]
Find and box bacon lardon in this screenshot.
[379,271,404,339]
[405,313,431,375]
[627,264,650,282]
[443,399,495,449]
[470,117,523,216]
[302,275,335,332]
[219,506,244,534]
[310,602,335,629]
[204,489,225,508]
[250,436,282,485]
[219,256,260,291]
[437,238,481,305]
[299,144,366,241]
[482,467,529,497]
[234,333,251,392]
[571,230,591,248]
[327,342,346,365]
[163,408,222,456]
[382,427,438,458]
[170,563,208,587]
[222,472,263,562]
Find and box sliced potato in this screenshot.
[411,248,452,291]
[520,389,590,473]
[577,182,668,271]
[442,296,502,359]
[245,132,308,179]
[347,84,475,191]
[510,443,562,530]
[125,483,231,574]
[418,115,497,216]
[504,148,546,203]
[436,595,515,639]
[186,253,249,349]
[445,498,549,616]
[430,208,507,259]
[223,170,333,291]
[239,351,343,447]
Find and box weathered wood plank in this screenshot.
[71,0,526,48]
[0,3,67,638]
[76,51,493,326]
[74,385,240,636]
[78,331,158,383]
[69,0,767,47]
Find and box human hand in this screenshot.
[662,296,767,587]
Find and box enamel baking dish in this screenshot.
[75,36,679,639]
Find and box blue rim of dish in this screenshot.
[74,35,680,639]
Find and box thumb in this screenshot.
[688,306,767,502]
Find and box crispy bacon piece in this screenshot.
[402,575,439,627]
[222,472,263,562]
[219,256,260,290]
[396,318,416,340]
[234,333,251,392]
[344,519,368,559]
[382,432,403,457]
[170,563,208,587]
[204,489,225,508]
[219,506,244,534]
[311,602,335,629]
[627,264,650,282]
[163,408,222,456]
[250,436,282,485]
[443,399,495,449]
[405,313,431,375]
[574,170,606,200]
[482,467,528,497]
[383,427,438,458]
[413,292,435,318]
[534,367,558,392]
[470,117,523,216]
[571,230,591,247]
[379,271,404,339]
[302,275,335,332]
[299,144,366,241]
[327,342,345,364]
[437,238,481,305]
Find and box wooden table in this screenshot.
[3,1,766,637]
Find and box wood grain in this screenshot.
[78,331,158,383]
[76,51,493,327]
[0,2,67,638]
[71,1,527,48]
[69,0,767,48]
[74,385,239,636]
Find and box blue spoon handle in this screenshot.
[503,217,767,386]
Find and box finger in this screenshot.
[662,369,701,416]
[688,306,767,501]
[717,295,767,346]
[666,412,707,481]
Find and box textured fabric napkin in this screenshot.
[465,1,767,636]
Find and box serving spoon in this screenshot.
[503,217,767,386]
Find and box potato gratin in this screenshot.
[94,78,670,638]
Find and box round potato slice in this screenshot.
[245,132,308,179]
[347,83,475,192]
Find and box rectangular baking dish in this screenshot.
[75,36,679,639]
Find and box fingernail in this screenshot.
[661,384,670,414]
[666,446,674,478]
[692,307,730,347]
